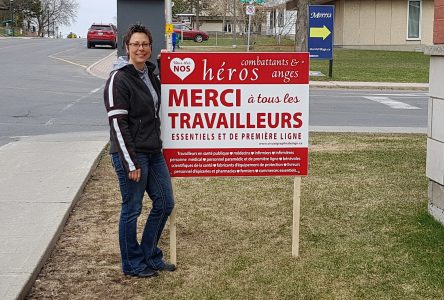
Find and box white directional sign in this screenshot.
[246,5,255,15]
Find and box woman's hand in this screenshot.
[128,169,141,182]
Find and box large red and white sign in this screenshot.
[161,52,309,177]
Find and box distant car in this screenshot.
[87,23,117,49]
[67,32,77,38]
[173,24,209,43]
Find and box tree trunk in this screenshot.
[196,0,200,29]
[232,0,237,44]
[37,17,43,37]
[295,0,308,52]
[222,0,227,31]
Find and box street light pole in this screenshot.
[232,0,237,47]
[165,0,173,51]
[10,0,14,37]
[47,10,50,37]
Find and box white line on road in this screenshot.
[48,48,90,68]
[49,48,75,56]
[45,85,104,126]
[363,96,421,109]
[48,54,88,68]
[367,93,428,97]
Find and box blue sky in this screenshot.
[59,0,117,37]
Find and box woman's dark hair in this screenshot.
[122,24,153,49]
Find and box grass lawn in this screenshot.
[310,49,430,83]
[27,133,444,300]
[179,35,430,83]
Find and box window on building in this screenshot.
[224,22,232,33]
[407,0,421,39]
[270,10,276,29]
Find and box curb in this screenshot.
[18,145,107,300]
[0,132,109,300]
[86,50,117,79]
[309,82,429,91]
[309,126,427,134]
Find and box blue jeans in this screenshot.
[111,152,174,274]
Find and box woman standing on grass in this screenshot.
[103,24,175,278]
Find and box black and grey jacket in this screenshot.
[104,56,162,172]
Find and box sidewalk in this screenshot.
[0,132,108,300]
[0,51,429,300]
[86,51,117,79]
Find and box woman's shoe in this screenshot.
[125,267,159,278]
[155,262,176,272]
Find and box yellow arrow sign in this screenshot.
[310,25,331,40]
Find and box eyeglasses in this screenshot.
[128,42,151,49]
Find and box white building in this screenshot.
[263,0,297,38]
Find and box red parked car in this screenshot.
[173,23,209,43]
[87,23,117,49]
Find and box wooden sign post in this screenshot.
[169,207,177,264]
[292,177,301,257]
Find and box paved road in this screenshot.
[310,89,428,129]
[0,38,113,146]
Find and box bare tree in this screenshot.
[9,0,40,29]
[13,0,37,18]
[35,0,79,37]
[221,0,227,31]
[251,5,266,34]
[202,0,228,30]
[172,0,190,17]
[232,0,237,41]
[236,1,246,34]
[188,0,209,29]
[194,0,200,29]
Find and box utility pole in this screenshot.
[232,0,237,47]
[196,0,200,30]
[165,0,173,51]
[47,10,50,37]
[10,0,14,36]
